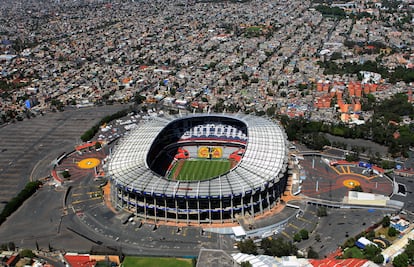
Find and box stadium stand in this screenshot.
[107,114,288,224]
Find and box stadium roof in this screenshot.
[107,113,288,198]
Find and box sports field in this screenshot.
[122,256,193,267]
[169,159,231,181]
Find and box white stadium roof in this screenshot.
[107,113,288,198]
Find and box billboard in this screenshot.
[198,147,223,158]
[211,147,222,158]
[198,147,209,158]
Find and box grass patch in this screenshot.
[376,227,399,242]
[343,246,364,259]
[122,256,192,267]
[169,159,231,181]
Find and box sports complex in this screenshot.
[106,114,289,224]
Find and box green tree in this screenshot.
[0,181,42,226]
[373,254,384,264]
[404,239,414,260]
[237,239,258,255]
[294,233,302,242]
[343,237,356,248]
[61,170,71,179]
[393,253,409,267]
[364,244,382,261]
[95,142,102,150]
[300,229,309,240]
[366,230,375,239]
[134,94,146,105]
[388,227,399,237]
[241,262,252,267]
[7,242,15,251]
[261,238,273,253]
[382,216,391,227]
[19,249,35,258]
[307,247,319,259]
[345,152,359,162]
[317,207,327,217]
[352,185,363,192]
[261,237,297,257]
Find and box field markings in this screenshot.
[175,159,232,181]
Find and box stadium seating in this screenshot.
[179,123,247,143]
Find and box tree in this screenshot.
[19,249,35,258]
[388,227,399,237]
[61,170,71,179]
[382,216,391,227]
[95,142,102,150]
[134,94,146,105]
[352,185,363,192]
[294,233,302,242]
[404,239,414,260]
[261,237,297,257]
[261,238,273,253]
[317,207,327,217]
[343,237,356,248]
[366,230,375,239]
[241,262,252,267]
[307,247,319,259]
[364,244,382,261]
[237,239,258,255]
[300,229,309,240]
[393,253,409,267]
[0,181,42,226]
[7,242,15,251]
[345,152,359,162]
[373,254,384,264]
[301,133,330,150]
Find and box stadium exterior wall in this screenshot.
[110,171,288,224]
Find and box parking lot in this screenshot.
[0,104,128,212]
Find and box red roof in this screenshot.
[372,165,384,174]
[309,258,368,267]
[64,255,96,267]
[75,142,97,151]
[6,255,19,266]
[335,160,358,165]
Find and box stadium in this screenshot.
[107,113,289,224]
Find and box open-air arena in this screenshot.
[107,113,290,224]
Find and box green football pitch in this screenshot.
[169,159,231,181]
[122,256,193,267]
